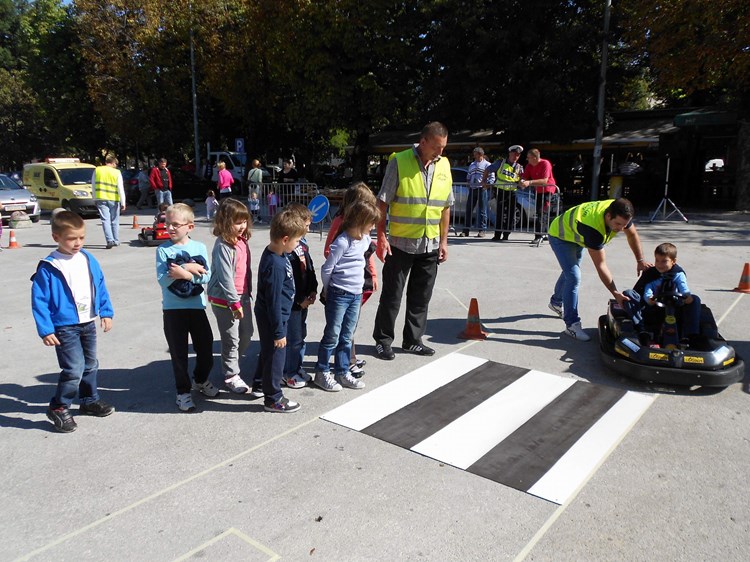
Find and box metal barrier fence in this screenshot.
[246,182,322,223]
[450,183,562,245]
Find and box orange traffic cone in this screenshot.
[458,298,488,340]
[132,215,140,229]
[7,230,20,249]
[734,263,750,294]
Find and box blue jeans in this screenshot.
[96,200,121,244]
[549,235,584,327]
[285,308,308,377]
[463,188,488,233]
[317,287,361,376]
[51,321,99,408]
[157,189,173,206]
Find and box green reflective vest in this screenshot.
[94,166,121,201]
[549,199,618,247]
[494,160,522,191]
[389,149,452,240]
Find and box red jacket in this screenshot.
[149,167,173,191]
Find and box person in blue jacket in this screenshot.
[31,211,116,433]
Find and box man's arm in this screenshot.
[588,248,629,307]
[624,224,652,274]
[375,199,390,262]
[438,206,450,263]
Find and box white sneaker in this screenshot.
[564,322,591,342]
[283,372,309,389]
[192,380,220,397]
[313,371,342,392]
[176,393,196,412]
[548,302,563,318]
[224,374,250,394]
[336,372,365,390]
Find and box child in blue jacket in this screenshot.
[31,211,115,433]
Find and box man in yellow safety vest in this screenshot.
[92,155,126,249]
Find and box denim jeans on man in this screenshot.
[96,200,121,245]
[157,189,173,206]
[549,235,584,327]
[51,321,99,409]
[285,308,308,377]
[463,187,488,233]
[316,287,361,376]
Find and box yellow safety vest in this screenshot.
[94,166,121,201]
[389,149,452,240]
[549,199,618,247]
[494,160,521,191]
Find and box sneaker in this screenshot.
[79,400,115,417]
[46,406,77,433]
[354,359,366,369]
[491,234,503,241]
[248,387,265,399]
[313,371,343,392]
[402,342,436,356]
[224,374,250,394]
[477,231,486,238]
[176,393,196,412]
[563,322,591,342]
[349,363,365,378]
[283,372,310,389]
[375,343,395,361]
[264,396,301,413]
[548,302,563,318]
[336,372,366,389]
[192,380,220,397]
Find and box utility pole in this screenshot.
[190,20,200,175]
[590,0,612,201]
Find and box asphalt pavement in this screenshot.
[1,206,749,561]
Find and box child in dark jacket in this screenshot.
[282,204,318,389]
[31,211,115,433]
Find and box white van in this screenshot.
[23,158,97,215]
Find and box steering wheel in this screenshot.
[652,291,686,308]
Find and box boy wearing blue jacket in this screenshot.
[31,211,115,433]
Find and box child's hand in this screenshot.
[101,317,112,332]
[182,262,207,276]
[168,263,194,280]
[307,292,316,305]
[232,307,244,320]
[42,334,60,346]
[274,337,287,349]
[373,277,379,292]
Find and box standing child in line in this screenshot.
[253,208,307,412]
[31,211,115,433]
[156,203,219,412]
[248,190,261,223]
[324,182,379,378]
[282,203,318,390]
[315,199,381,391]
[207,199,254,394]
[206,189,220,220]
[154,203,169,226]
[267,188,278,217]
[216,160,234,199]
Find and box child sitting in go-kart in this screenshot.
[622,242,702,346]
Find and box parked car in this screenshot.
[451,166,469,220]
[125,168,214,206]
[123,169,142,205]
[0,173,41,224]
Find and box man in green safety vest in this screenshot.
[373,122,454,360]
[547,197,651,341]
[92,155,126,249]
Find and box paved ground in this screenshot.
[1,206,749,561]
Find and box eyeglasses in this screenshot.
[165,222,190,229]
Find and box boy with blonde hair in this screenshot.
[31,211,115,432]
[156,203,218,412]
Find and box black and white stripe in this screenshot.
[321,353,654,504]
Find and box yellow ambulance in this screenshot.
[22,158,97,215]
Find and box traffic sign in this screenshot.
[235,138,245,153]
[308,195,330,224]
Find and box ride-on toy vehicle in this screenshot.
[137,224,170,246]
[599,287,744,387]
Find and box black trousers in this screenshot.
[163,309,214,394]
[373,246,439,347]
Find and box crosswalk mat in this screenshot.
[321,352,654,504]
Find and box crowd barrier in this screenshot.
[450,183,562,244]
[245,182,321,223]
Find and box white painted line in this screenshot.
[320,352,487,431]
[15,418,317,562]
[173,527,280,562]
[716,292,744,326]
[444,287,470,311]
[527,391,655,504]
[411,370,576,469]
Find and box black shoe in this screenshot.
[491,234,502,241]
[47,406,77,433]
[502,233,510,241]
[375,343,395,360]
[402,342,435,356]
[79,400,115,417]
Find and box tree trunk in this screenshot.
[351,129,370,182]
[736,120,750,212]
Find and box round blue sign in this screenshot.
[308,195,330,224]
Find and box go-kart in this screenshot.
[137,224,170,246]
[599,290,744,387]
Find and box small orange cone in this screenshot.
[132,215,140,229]
[734,262,750,294]
[7,230,20,249]
[458,298,488,340]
